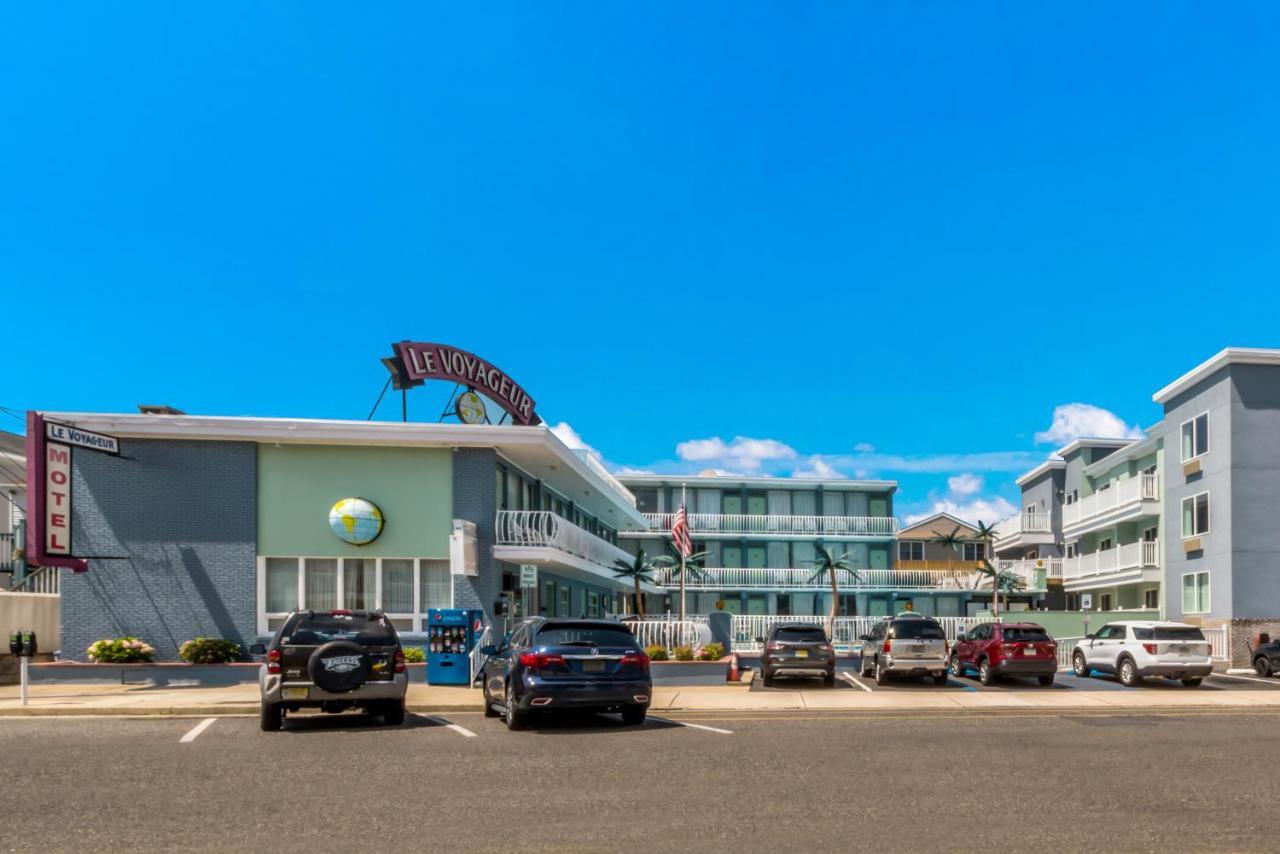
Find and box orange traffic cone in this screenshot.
[728,652,740,682]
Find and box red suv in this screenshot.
[949,622,1057,687]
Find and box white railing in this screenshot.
[996,558,1064,581]
[993,511,1053,541]
[494,510,634,571]
[9,566,60,595]
[1202,626,1229,660]
[636,513,899,537]
[730,614,978,653]
[1056,637,1083,670]
[1062,540,1159,581]
[625,619,708,650]
[653,566,979,591]
[1064,473,1160,529]
[633,613,710,624]
[468,625,492,687]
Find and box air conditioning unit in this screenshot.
[450,519,478,576]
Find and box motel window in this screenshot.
[587,591,600,618]
[1100,593,1114,611]
[260,557,453,633]
[1066,543,1077,558]
[898,542,923,562]
[1182,572,1210,614]
[1144,588,1160,609]
[1065,593,1080,611]
[1099,538,1113,552]
[1181,413,1209,462]
[962,543,985,562]
[1181,493,1210,538]
[633,488,659,514]
[1065,490,1077,505]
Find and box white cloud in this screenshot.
[1034,403,1144,446]
[854,442,876,453]
[905,495,1017,527]
[675,435,797,473]
[549,421,591,451]
[947,473,983,497]
[791,457,848,480]
[613,466,655,476]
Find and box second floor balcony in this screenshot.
[992,511,1055,552]
[494,510,652,592]
[651,565,1046,592]
[626,513,899,539]
[1062,473,1160,536]
[1062,540,1160,589]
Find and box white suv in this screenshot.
[1071,621,1213,687]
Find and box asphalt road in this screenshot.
[5,708,1279,853]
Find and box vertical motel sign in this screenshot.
[24,411,120,572]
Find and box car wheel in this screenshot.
[482,684,501,718]
[762,669,774,687]
[874,658,889,686]
[621,706,646,726]
[933,670,948,685]
[382,700,406,726]
[860,654,873,678]
[259,702,283,732]
[978,659,994,686]
[504,682,528,731]
[1038,674,1055,687]
[823,671,836,687]
[1118,657,1140,687]
[1181,677,1203,688]
[1255,656,1273,677]
[949,655,964,678]
[1072,652,1089,678]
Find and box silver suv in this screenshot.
[858,616,949,685]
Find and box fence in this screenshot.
[729,614,979,653]
[625,620,709,650]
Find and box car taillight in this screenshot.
[622,652,650,673]
[266,648,281,675]
[767,642,784,652]
[519,652,565,670]
[1142,643,1158,655]
[393,649,406,673]
[1001,644,1015,656]
[330,609,351,616]
[882,638,892,654]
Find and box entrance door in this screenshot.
[722,546,742,568]
[747,546,767,568]
[869,547,889,570]
[722,494,742,515]
[747,494,767,516]
[746,595,768,615]
[868,498,888,518]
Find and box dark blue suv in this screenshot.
[480,618,652,730]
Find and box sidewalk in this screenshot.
[4,681,1280,716]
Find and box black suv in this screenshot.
[253,609,408,731]
[480,618,652,730]
[758,623,836,687]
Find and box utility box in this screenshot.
[426,608,483,685]
[450,520,478,576]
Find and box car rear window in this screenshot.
[774,627,826,642]
[1002,628,1051,643]
[1149,627,1206,642]
[283,613,397,646]
[536,625,638,648]
[891,621,945,640]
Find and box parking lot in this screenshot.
[6,707,1280,852]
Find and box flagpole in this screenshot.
[679,483,687,627]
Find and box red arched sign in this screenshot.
[386,341,540,426]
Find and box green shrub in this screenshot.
[673,645,695,661]
[645,644,668,661]
[87,637,156,664]
[178,637,241,664]
[402,646,426,663]
[698,642,725,661]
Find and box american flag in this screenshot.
[671,500,693,557]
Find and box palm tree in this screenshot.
[972,519,1001,609]
[974,560,1024,618]
[929,524,966,581]
[806,545,861,639]
[612,549,658,617]
[653,545,709,625]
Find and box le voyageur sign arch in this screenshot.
[383,341,541,426]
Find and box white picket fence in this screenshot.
[728,615,977,653]
[625,620,710,650]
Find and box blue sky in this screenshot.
[3,4,1279,523]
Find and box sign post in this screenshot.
[519,565,538,589]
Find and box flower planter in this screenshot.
[30,661,430,687]
[650,659,730,686]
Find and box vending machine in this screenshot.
[426,608,484,685]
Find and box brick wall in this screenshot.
[65,439,257,661]
[451,448,500,632]
[1225,618,1280,669]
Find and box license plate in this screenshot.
[911,644,925,654]
[582,660,607,673]
[795,649,809,658]
[1174,645,1190,655]
[1024,646,1037,656]
[282,687,308,700]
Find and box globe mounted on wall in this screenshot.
[328,497,384,545]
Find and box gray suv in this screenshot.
[858,616,949,686]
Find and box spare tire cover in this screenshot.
[308,640,371,693]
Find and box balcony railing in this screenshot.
[1063,473,1159,530]
[896,559,985,572]
[996,558,1064,580]
[634,513,899,537]
[494,511,634,573]
[993,511,1053,542]
[1062,540,1159,581]
[0,531,15,575]
[652,566,977,591]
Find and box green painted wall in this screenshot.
[258,444,453,558]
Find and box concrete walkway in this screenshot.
[5,680,1280,716]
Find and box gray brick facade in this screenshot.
[65,439,257,661]
[451,447,500,629]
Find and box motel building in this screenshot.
[616,477,1046,621]
[20,343,661,661]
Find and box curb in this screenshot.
[0,704,483,718]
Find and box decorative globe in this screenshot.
[328,497,384,545]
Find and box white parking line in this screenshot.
[650,716,733,734]
[1212,672,1280,687]
[180,718,216,743]
[839,671,873,693]
[426,716,477,737]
